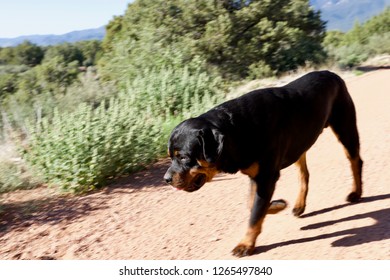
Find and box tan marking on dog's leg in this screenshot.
[293,152,309,217]
[240,162,259,179]
[247,179,256,210]
[249,180,286,214]
[231,217,264,257]
[346,151,363,202]
[233,169,279,257]
[244,166,260,217]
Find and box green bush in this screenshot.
[327,32,390,68]
[126,64,223,118]
[366,32,390,55]
[24,65,223,193]
[1,67,115,133]
[248,61,274,80]
[330,43,369,68]
[0,143,42,193]
[323,8,390,69]
[25,102,163,192]
[0,65,30,98]
[0,159,42,193]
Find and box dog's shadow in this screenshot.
[253,193,390,255]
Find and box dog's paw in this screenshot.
[292,206,305,217]
[347,192,361,203]
[231,244,254,257]
[268,199,287,214]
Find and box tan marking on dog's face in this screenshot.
[170,172,185,188]
[168,159,219,192]
[191,161,219,182]
[196,159,213,168]
[240,162,259,178]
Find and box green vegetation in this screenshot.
[324,7,390,68]
[0,154,42,194]
[0,1,389,194]
[100,0,325,81]
[24,65,223,192]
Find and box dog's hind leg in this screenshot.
[335,137,363,202]
[330,96,363,202]
[346,155,363,202]
[340,136,363,203]
[293,152,309,217]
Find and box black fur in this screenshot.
[164,70,363,257]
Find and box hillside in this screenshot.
[310,0,390,31]
[1,1,389,47]
[0,26,105,47]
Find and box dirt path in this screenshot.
[1,69,389,260]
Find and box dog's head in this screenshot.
[164,118,224,192]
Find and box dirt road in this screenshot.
[1,69,389,260]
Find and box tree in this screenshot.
[0,47,16,65]
[14,41,44,66]
[99,0,326,81]
[197,0,326,77]
[75,40,102,67]
[36,56,79,93]
[0,73,17,97]
[323,31,344,48]
[43,43,83,65]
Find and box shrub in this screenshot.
[328,43,369,68]
[328,32,390,69]
[248,61,274,80]
[126,64,223,118]
[323,8,390,69]
[0,142,42,193]
[366,32,390,55]
[25,101,164,192]
[24,65,224,192]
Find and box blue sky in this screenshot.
[0,0,130,38]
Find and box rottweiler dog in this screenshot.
[164,70,363,257]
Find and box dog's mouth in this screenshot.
[185,173,207,192]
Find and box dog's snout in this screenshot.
[164,172,173,184]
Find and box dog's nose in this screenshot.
[164,173,172,184]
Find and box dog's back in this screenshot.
[201,71,357,169]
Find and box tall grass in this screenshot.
[0,140,42,194]
[23,65,224,192]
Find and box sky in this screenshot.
[0,0,130,38]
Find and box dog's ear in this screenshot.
[198,128,224,164]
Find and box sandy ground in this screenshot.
[0,69,389,260]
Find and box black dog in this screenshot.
[164,70,363,257]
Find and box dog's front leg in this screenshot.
[232,170,280,257]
